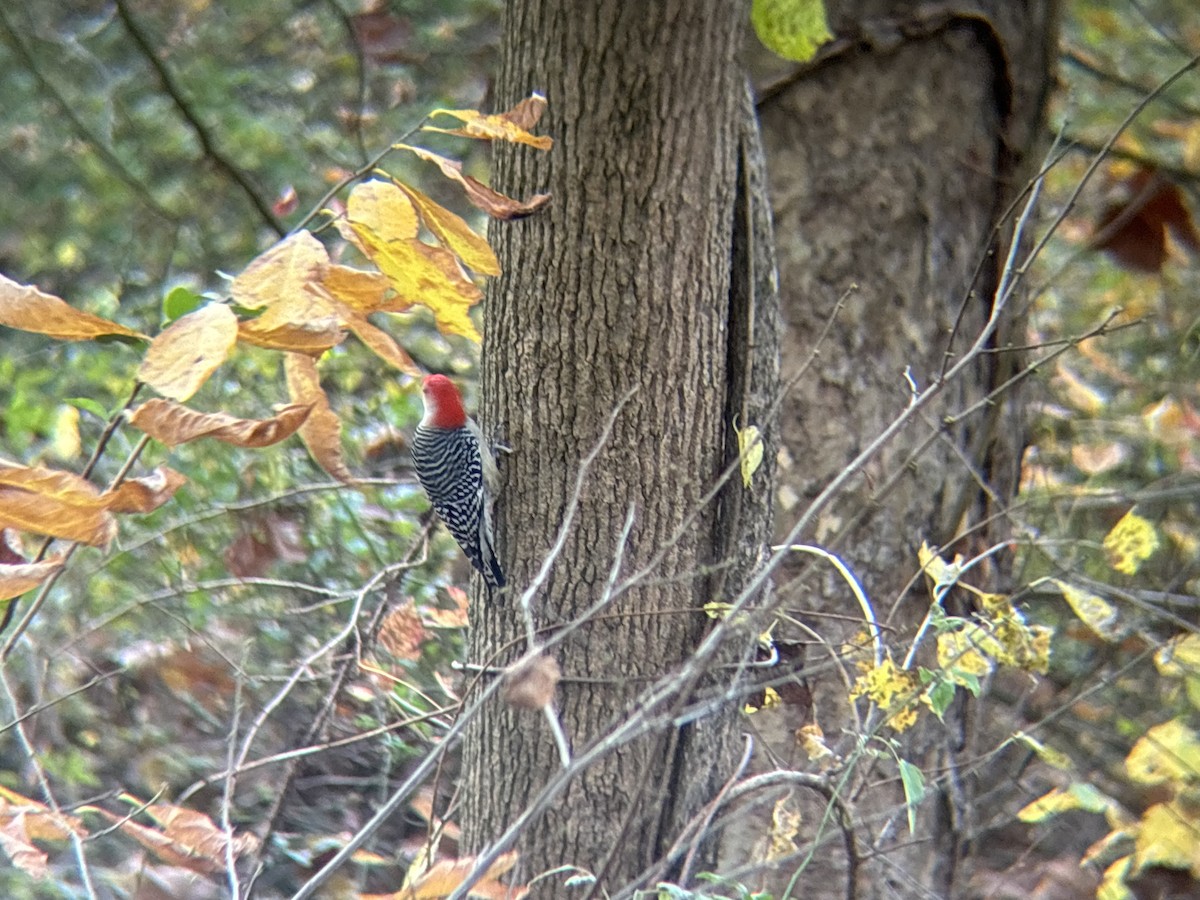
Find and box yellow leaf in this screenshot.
[735,421,764,488]
[1052,579,1120,641]
[343,179,419,247]
[1017,783,1111,822]
[236,285,347,355]
[1125,719,1200,786]
[1098,856,1133,900]
[395,181,501,276]
[751,0,833,63]
[347,221,482,342]
[0,274,147,342]
[230,231,329,311]
[50,405,81,461]
[1013,731,1073,770]
[321,265,396,314]
[137,303,238,401]
[424,94,553,150]
[1154,634,1200,679]
[1134,801,1200,875]
[1104,510,1160,575]
[797,723,837,770]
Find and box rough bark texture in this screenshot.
[466,2,780,896]
[724,1,1057,897]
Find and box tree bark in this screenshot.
[727,2,1058,897]
[466,1,780,896]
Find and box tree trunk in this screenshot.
[728,2,1057,897]
[466,1,780,896]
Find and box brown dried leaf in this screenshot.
[129,398,313,448]
[102,467,187,514]
[0,554,66,601]
[502,654,560,710]
[394,181,500,275]
[347,221,482,341]
[137,303,239,401]
[284,353,355,483]
[1091,168,1200,273]
[0,819,48,879]
[398,145,551,220]
[424,586,469,629]
[378,602,428,661]
[0,274,147,342]
[230,231,329,311]
[90,798,257,875]
[0,787,86,840]
[423,95,552,150]
[0,461,116,546]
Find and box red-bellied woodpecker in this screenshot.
[411,374,505,588]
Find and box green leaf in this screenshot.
[921,671,957,719]
[64,396,111,421]
[162,285,206,324]
[751,0,833,63]
[898,758,925,835]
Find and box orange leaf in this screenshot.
[101,467,187,514]
[398,145,551,220]
[0,275,147,342]
[347,221,482,341]
[137,303,239,401]
[129,398,313,448]
[284,354,355,483]
[230,231,330,311]
[321,264,397,314]
[236,284,348,355]
[0,462,116,546]
[345,312,419,374]
[0,787,86,841]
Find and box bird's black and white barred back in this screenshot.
[412,375,506,588]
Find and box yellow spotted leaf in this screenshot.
[1103,510,1159,575]
[1133,801,1200,875]
[1125,719,1200,785]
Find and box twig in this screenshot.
[112,0,284,236]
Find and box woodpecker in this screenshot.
[411,374,505,588]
